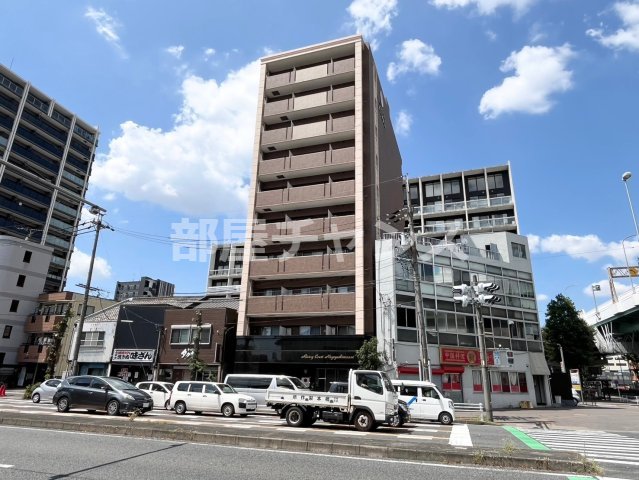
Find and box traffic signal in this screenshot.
[453,284,471,307]
[477,294,501,305]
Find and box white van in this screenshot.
[224,374,309,407]
[135,381,174,409]
[391,379,455,425]
[169,381,257,417]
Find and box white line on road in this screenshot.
[0,464,14,468]
[397,434,434,440]
[448,424,473,447]
[333,431,367,436]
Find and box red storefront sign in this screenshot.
[440,347,494,366]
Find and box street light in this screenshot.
[622,172,639,240]
[621,234,637,293]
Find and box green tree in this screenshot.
[355,338,387,370]
[188,310,206,380]
[542,294,602,378]
[44,308,72,379]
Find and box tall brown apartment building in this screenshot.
[235,36,404,389]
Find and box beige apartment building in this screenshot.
[235,35,404,389]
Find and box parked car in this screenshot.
[572,388,581,406]
[329,381,410,426]
[391,379,455,425]
[53,376,153,416]
[135,381,174,409]
[169,381,257,417]
[31,379,62,403]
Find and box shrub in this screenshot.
[23,382,41,400]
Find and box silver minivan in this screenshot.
[223,374,309,407]
[391,379,455,425]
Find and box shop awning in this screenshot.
[432,366,465,375]
[397,366,419,375]
[528,352,551,376]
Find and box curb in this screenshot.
[0,415,592,474]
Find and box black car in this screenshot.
[53,375,153,416]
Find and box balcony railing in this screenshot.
[250,252,355,278]
[209,267,243,277]
[25,314,64,333]
[256,215,355,240]
[414,196,512,215]
[382,232,502,261]
[265,56,355,90]
[18,344,49,363]
[246,292,355,315]
[256,179,355,211]
[423,216,516,234]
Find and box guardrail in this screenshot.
[454,402,484,412]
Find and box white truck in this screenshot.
[266,370,398,432]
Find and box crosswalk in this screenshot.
[517,428,639,467]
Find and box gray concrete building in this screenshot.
[236,35,405,389]
[207,243,244,298]
[114,277,175,301]
[0,64,99,292]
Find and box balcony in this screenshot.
[261,112,355,153]
[259,141,355,181]
[38,291,74,302]
[256,215,355,242]
[249,252,355,279]
[246,292,355,316]
[263,83,355,126]
[256,179,355,212]
[265,56,355,96]
[422,216,517,235]
[414,196,513,216]
[209,267,243,277]
[18,344,49,364]
[25,314,65,333]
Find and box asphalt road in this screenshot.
[0,425,589,480]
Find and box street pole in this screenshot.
[153,326,164,381]
[622,234,636,293]
[559,344,566,374]
[622,172,639,240]
[404,177,431,381]
[591,284,601,320]
[70,209,108,376]
[471,276,493,422]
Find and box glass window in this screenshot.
[399,385,418,396]
[512,242,527,259]
[424,181,441,197]
[356,373,383,395]
[487,173,504,190]
[189,383,205,393]
[422,387,440,399]
[16,275,26,288]
[170,328,191,344]
[9,300,19,312]
[204,384,219,394]
[397,328,418,342]
[23,251,32,263]
[518,373,528,392]
[472,370,483,392]
[276,378,294,389]
[443,179,461,195]
[177,382,190,392]
[2,326,12,338]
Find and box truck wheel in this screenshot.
[353,410,375,432]
[439,412,453,425]
[285,406,305,428]
[303,410,316,426]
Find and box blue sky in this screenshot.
[2,0,639,321]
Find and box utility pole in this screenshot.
[70,207,111,376]
[387,177,431,381]
[558,343,566,374]
[453,275,500,422]
[153,326,164,381]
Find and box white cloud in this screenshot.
[91,60,259,217]
[536,293,549,302]
[103,192,117,202]
[485,30,498,41]
[67,246,112,281]
[587,2,639,53]
[395,110,413,136]
[528,22,547,43]
[479,44,574,119]
[528,233,639,263]
[431,0,536,15]
[84,7,127,58]
[204,48,216,58]
[387,39,441,82]
[347,0,398,49]
[166,45,185,59]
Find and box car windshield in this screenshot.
[289,377,308,389]
[381,372,394,393]
[104,378,138,391]
[218,384,237,394]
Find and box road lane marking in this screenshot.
[502,426,550,450]
[0,464,14,468]
[449,424,472,447]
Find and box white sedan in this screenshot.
[32,379,62,403]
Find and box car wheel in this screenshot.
[389,415,401,427]
[285,406,305,428]
[32,393,41,403]
[174,401,187,415]
[106,400,120,416]
[164,400,170,410]
[439,412,453,425]
[354,410,375,432]
[57,397,70,413]
[222,403,235,417]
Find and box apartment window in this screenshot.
[23,251,32,263]
[443,179,461,195]
[487,173,504,190]
[9,300,19,312]
[16,275,26,288]
[80,331,105,347]
[3,325,12,338]
[467,176,485,193]
[512,242,527,259]
[409,184,419,205]
[170,326,211,345]
[423,181,441,198]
